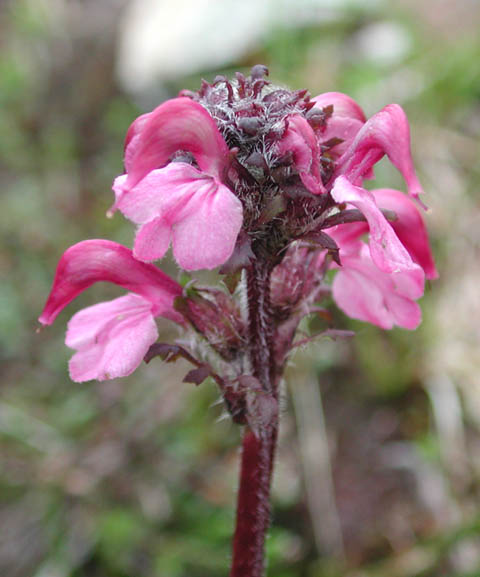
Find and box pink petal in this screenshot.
[114,164,244,270]
[66,294,158,382]
[311,93,366,158]
[336,104,423,198]
[121,98,230,193]
[331,177,408,271]
[320,116,365,156]
[373,188,438,279]
[311,92,366,122]
[134,217,172,263]
[277,115,326,194]
[331,177,424,299]
[331,177,425,299]
[327,222,366,256]
[124,111,152,161]
[132,180,243,270]
[170,180,243,270]
[332,248,422,330]
[39,240,182,326]
[113,163,211,224]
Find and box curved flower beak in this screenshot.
[373,188,438,279]
[336,104,423,199]
[121,97,231,194]
[39,239,183,326]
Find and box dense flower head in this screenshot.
[40,65,436,384]
[112,66,428,271]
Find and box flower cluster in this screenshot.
[40,66,436,394]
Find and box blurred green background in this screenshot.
[1,0,480,576]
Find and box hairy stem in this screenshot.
[230,259,278,577]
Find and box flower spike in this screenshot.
[39,68,436,574]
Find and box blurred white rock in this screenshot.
[353,21,412,66]
[115,0,383,95]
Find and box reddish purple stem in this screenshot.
[230,428,278,577]
[230,259,278,577]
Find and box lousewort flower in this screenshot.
[39,240,182,381]
[40,66,436,577]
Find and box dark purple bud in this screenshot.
[322,104,334,118]
[145,342,200,366]
[244,151,268,168]
[177,89,197,99]
[250,64,269,80]
[321,137,344,151]
[306,108,328,129]
[295,88,309,100]
[198,79,211,97]
[282,89,310,108]
[321,208,367,228]
[271,246,318,311]
[262,89,287,103]
[237,116,263,135]
[213,74,228,85]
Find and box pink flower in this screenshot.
[278,94,422,205]
[112,98,243,271]
[331,176,424,295]
[331,244,422,330]
[311,92,366,157]
[39,240,183,381]
[113,164,243,270]
[326,177,434,329]
[276,115,326,194]
[274,90,433,330]
[121,98,230,189]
